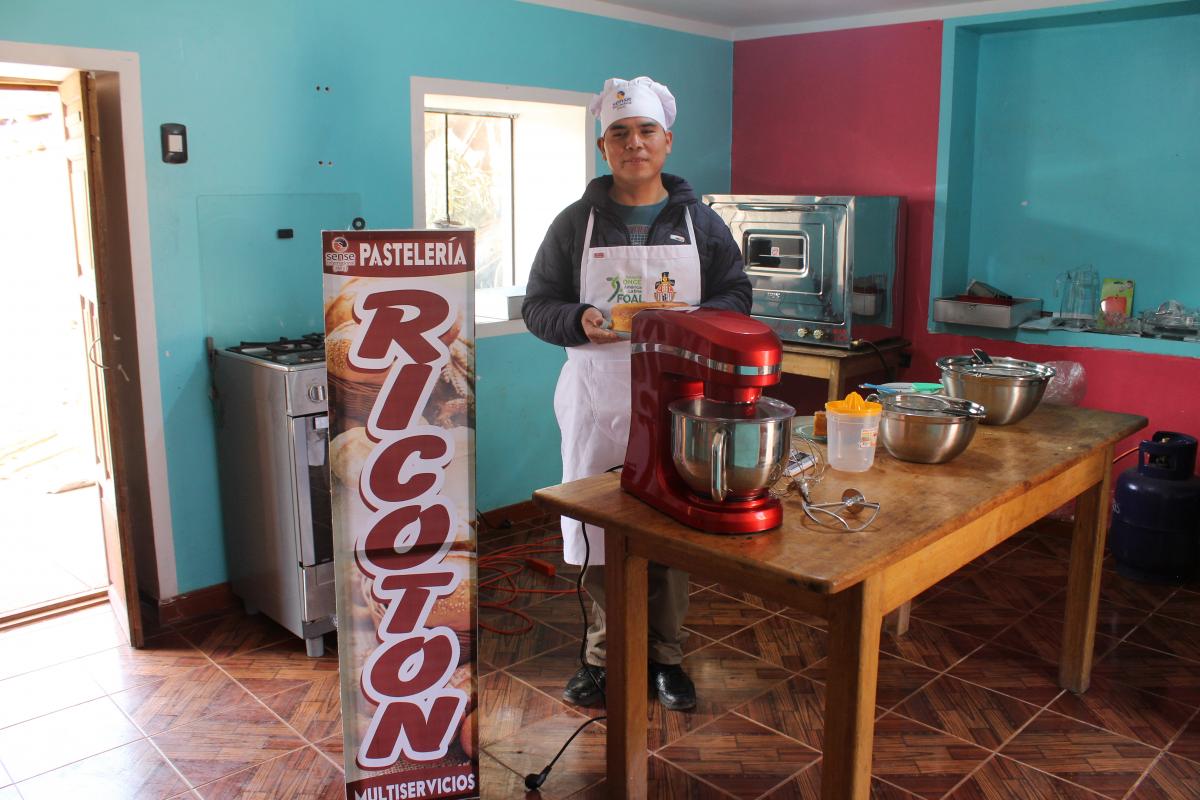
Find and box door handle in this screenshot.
[87,337,111,370]
[737,204,819,212]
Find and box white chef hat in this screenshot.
[589,76,677,133]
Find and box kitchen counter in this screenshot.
[534,403,1147,799]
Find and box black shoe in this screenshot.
[563,664,606,707]
[650,662,696,711]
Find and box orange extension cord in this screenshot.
[477,530,577,636]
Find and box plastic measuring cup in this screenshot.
[825,392,882,472]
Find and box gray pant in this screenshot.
[582,563,690,667]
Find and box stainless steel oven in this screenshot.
[210,335,335,657]
[705,195,905,347]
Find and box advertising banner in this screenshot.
[322,230,478,800]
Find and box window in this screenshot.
[412,79,595,308]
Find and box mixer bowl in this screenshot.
[937,355,1056,426]
[877,393,986,464]
[669,396,794,502]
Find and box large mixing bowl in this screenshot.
[876,393,987,464]
[669,396,794,502]
[937,355,1056,425]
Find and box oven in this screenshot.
[210,336,335,657]
[705,195,906,347]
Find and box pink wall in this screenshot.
[733,21,1199,470]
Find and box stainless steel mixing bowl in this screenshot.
[937,355,1056,425]
[669,396,795,502]
[876,393,987,463]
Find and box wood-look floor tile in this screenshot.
[657,714,817,799]
[479,565,577,611]
[721,614,827,673]
[0,696,142,782]
[894,674,1041,749]
[503,644,607,719]
[912,587,1029,640]
[992,611,1119,665]
[735,676,827,751]
[110,664,256,736]
[522,590,594,636]
[0,659,104,729]
[999,710,1158,798]
[0,606,128,680]
[573,754,735,799]
[314,733,343,766]
[948,570,1064,614]
[258,672,342,742]
[479,610,574,669]
[761,761,921,799]
[870,713,991,798]
[778,605,827,631]
[1092,642,1200,707]
[1154,589,1200,624]
[1032,594,1151,640]
[948,642,1065,706]
[216,638,338,699]
[13,738,188,800]
[80,633,207,693]
[945,754,1106,798]
[177,613,292,662]
[479,670,572,748]
[150,702,306,786]
[487,707,605,800]
[192,746,341,799]
[1126,615,1200,664]
[1165,712,1200,764]
[710,584,787,612]
[1016,531,1075,561]
[806,653,940,710]
[880,618,988,672]
[478,750,533,799]
[646,644,792,750]
[986,549,1071,587]
[1128,753,1200,799]
[1049,674,1194,749]
[681,589,773,642]
[1097,571,1179,613]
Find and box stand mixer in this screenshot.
[621,308,794,533]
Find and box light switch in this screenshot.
[160,123,187,164]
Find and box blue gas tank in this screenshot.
[1109,431,1200,584]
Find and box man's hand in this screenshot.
[581,307,621,344]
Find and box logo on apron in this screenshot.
[607,275,644,303]
[654,271,676,302]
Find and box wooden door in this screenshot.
[59,70,143,646]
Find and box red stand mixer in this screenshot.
[621,308,794,533]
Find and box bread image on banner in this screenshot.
[322,230,478,798]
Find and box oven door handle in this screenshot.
[737,204,820,212]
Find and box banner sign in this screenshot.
[323,230,478,800]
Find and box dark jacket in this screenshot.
[522,173,752,347]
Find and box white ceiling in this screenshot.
[520,0,1098,39]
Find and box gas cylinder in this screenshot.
[1109,432,1200,584]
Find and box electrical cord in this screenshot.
[525,466,621,791]
[851,338,897,384]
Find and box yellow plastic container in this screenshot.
[824,392,882,472]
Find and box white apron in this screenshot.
[555,207,702,565]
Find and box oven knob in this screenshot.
[795,327,810,339]
[308,384,327,403]
[812,329,826,341]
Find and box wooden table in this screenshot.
[534,404,1146,800]
[781,338,910,402]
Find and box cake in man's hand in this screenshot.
[609,301,688,333]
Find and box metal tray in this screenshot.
[933,296,1043,329]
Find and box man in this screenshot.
[522,76,751,711]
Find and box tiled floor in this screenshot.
[1,518,1199,799]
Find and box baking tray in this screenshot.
[933,296,1043,328]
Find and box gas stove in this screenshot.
[226,333,326,366]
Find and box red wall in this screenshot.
[733,21,1200,469]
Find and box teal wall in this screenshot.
[930,0,1200,353]
[0,0,733,593]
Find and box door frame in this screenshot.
[0,41,178,599]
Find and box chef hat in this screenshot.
[589,76,677,133]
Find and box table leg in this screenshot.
[605,528,648,800]
[827,363,843,403]
[883,600,911,636]
[822,574,883,800]
[1060,449,1114,693]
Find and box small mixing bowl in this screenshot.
[937,354,1056,425]
[669,396,794,502]
[876,393,986,464]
